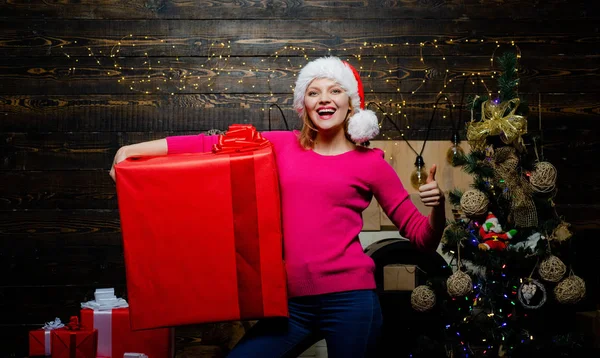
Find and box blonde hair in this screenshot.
[298,99,356,149]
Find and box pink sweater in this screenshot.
[167,131,440,298]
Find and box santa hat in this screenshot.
[484,212,499,225]
[293,56,380,143]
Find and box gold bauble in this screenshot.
[410,165,428,190]
[447,133,465,167]
[410,155,428,190]
[446,144,465,167]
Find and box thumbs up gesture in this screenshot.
[418,164,445,207]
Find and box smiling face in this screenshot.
[304,78,352,134]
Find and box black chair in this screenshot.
[365,238,452,357]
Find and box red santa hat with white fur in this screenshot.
[293,56,380,143]
[484,212,499,226]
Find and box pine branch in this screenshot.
[472,177,490,193]
[498,52,518,102]
[462,152,494,178]
[448,189,463,207]
[516,100,529,117]
[451,151,468,166]
[442,222,467,250]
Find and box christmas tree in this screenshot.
[409,52,587,357]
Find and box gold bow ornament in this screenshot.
[467,98,528,151]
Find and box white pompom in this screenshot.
[347,109,379,143]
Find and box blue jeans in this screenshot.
[227,289,382,358]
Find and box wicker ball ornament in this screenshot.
[529,162,557,193]
[411,285,436,312]
[460,190,489,217]
[555,275,586,304]
[538,255,566,282]
[447,271,473,297]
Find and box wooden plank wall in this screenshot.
[1,1,599,356]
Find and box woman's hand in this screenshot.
[418,164,445,207]
[109,146,130,183]
[108,139,169,183]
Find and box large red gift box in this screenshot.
[115,125,288,330]
[81,308,173,357]
[50,317,98,358]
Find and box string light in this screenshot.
[62,35,521,136]
[63,35,235,95]
[264,38,517,136]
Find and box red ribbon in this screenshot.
[70,334,76,358]
[212,124,268,318]
[212,124,270,154]
[66,316,82,358]
[66,316,81,331]
[230,152,264,318]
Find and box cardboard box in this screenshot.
[383,264,418,291]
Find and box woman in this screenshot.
[109,56,445,358]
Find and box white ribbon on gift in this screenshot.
[124,354,148,358]
[42,318,65,355]
[81,288,129,357]
[81,288,129,311]
[94,310,114,357]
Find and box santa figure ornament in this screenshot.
[478,212,517,251]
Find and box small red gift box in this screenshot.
[81,307,172,357]
[29,321,66,356]
[50,316,98,358]
[115,125,287,330]
[29,318,67,356]
[29,329,52,356]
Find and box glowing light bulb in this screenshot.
[446,132,465,166]
[410,155,428,190]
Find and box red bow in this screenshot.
[212,125,270,154]
[66,316,81,331]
